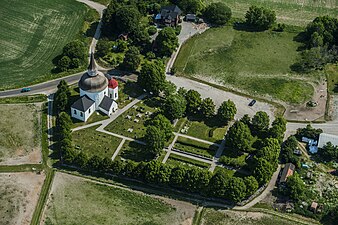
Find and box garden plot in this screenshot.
[209,0,337,27]
[0,172,45,225]
[0,104,42,165]
[0,0,88,90]
[42,172,196,225]
[105,97,160,140]
[72,126,122,158]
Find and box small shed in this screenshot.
[185,14,197,22]
[310,202,318,213]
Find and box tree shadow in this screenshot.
[233,22,265,32]
[85,22,99,38]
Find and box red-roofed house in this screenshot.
[108,78,119,100]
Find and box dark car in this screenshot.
[21,87,31,93]
[248,99,256,106]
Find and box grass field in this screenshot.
[42,172,196,225]
[167,154,211,169]
[0,172,45,225]
[208,0,338,27]
[326,64,338,94]
[200,208,299,225]
[174,136,218,158]
[184,118,227,143]
[0,104,42,165]
[117,140,154,162]
[175,26,317,104]
[0,0,89,90]
[72,126,122,158]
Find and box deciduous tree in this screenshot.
[217,100,237,124]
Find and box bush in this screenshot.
[245,5,276,30]
[219,155,246,168]
[203,2,232,26]
[175,25,182,35]
[147,26,157,35]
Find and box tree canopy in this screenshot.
[162,94,186,121]
[217,100,237,124]
[185,90,202,115]
[155,27,179,57]
[226,121,254,154]
[245,5,276,30]
[144,125,166,156]
[138,60,166,94]
[115,6,141,33]
[121,46,141,71]
[200,98,215,118]
[203,2,232,26]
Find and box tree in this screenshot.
[55,80,71,112]
[62,40,86,63]
[115,6,141,33]
[170,166,187,188]
[96,39,112,57]
[162,80,177,97]
[87,155,102,170]
[217,100,237,124]
[269,117,287,142]
[75,152,89,168]
[203,2,232,26]
[57,56,71,71]
[245,5,276,30]
[208,170,231,197]
[185,90,202,115]
[244,176,259,197]
[138,60,166,94]
[148,114,173,141]
[295,124,323,140]
[286,173,305,200]
[162,94,186,121]
[226,177,247,203]
[256,138,281,167]
[280,136,300,167]
[253,157,274,186]
[319,142,338,162]
[121,46,141,71]
[144,126,165,156]
[240,114,251,126]
[155,27,179,57]
[252,111,270,135]
[226,121,254,154]
[176,0,203,14]
[130,26,150,47]
[143,161,171,184]
[200,98,216,118]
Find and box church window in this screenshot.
[89,108,91,113]
[80,112,83,117]
[115,93,117,98]
[74,110,77,115]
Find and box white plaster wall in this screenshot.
[108,87,118,101]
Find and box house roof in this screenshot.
[311,202,318,209]
[160,5,182,21]
[280,163,295,183]
[71,95,95,112]
[99,96,115,112]
[318,133,338,149]
[185,14,196,20]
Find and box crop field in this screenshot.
[42,172,196,225]
[72,126,122,158]
[208,0,338,26]
[175,26,317,104]
[200,208,297,225]
[0,172,45,225]
[0,104,42,165]
[0,0,88,90]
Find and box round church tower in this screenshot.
[79,53,108,109]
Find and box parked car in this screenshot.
[21,87,31,92]
[248,99,256,106]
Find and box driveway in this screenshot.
[167,76,275,120]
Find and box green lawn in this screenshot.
[184,118,227,143]
[208,0,338,27]
[0,0,89,90]
[200,208,299,225]
[326,64,338,94]
[0,95,46,104]
[0,104,41,165]
[72,126,122,158]
[167,154,211,169]
[117,140,154,162]
[174,136,218,158]
[43,172,193,225]
[117,81,144,109]
[105,98,160,140]
[175,26,316,104]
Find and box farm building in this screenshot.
[71,53,118,122]
[318,133,338,149]
[280,163,295,183]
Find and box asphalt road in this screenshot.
[0,72,83,98]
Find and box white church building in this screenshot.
[71,53,119,122]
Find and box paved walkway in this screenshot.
[111,139,126,161]
[234,165,282,210]
[162,135,178,163]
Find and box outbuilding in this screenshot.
[280,163,295,183]
[318,133,338,149]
